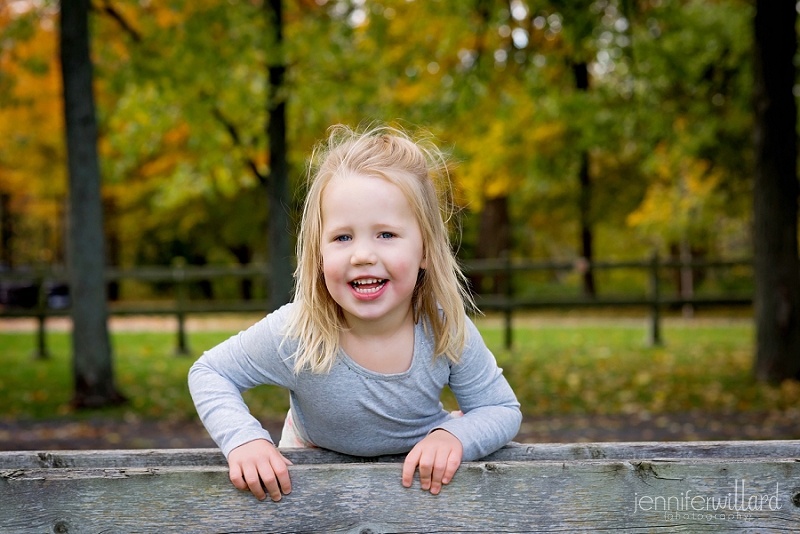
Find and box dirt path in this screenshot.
[2,409,797,452]
[0,313,753,333]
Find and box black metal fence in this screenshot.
[0,255,753,357]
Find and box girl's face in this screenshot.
[320,173,426,330]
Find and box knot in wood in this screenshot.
[52,521,69,533]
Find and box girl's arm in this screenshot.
[188,305,297,459]
[432,316,522,461]
[402,315,521,494]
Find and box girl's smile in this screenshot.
[320,172,426,329]
[350,277,388,299]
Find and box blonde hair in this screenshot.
[287,123,475,373]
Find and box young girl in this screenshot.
[188,124,521,501]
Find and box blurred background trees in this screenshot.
[0,0,756,271]
[1,0,797,381]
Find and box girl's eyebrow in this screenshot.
[374,223,403,231]
[324,222,405,234]
[323,225,351,235]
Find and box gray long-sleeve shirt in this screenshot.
[188,303,521,461]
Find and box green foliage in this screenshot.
[1,321,798,422]
[0,0,759,270]
[485,320,800,416]
[624,0,754,249]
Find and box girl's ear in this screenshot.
[420,255,427,270]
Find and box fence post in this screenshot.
[173,259,190,356]
[648,252,662,346]
[502,250,513,350]
[32,268,49,360]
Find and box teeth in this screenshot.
[352,278,382,286]
[351,278,387,293]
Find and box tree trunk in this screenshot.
[0,193,11,268]
[578,150,595,297]
[679,239,693,318]
[752,0,800,382]
[573,62,596,298]
[60,0,124,407]
[229,245,253,300]
[104,197,120,301]
[265,0,293,311]
[474,196,510,294]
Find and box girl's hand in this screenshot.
[401,429,463,495]
[227,439,293,501]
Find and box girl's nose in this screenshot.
[350,244,377,266]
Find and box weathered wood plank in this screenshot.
[1,442,799,533]
[2,458,800,533]
[2,440,799,469]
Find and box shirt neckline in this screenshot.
[336,320,421,381]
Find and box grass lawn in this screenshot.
[1,317,797,422]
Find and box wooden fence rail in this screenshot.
[1,441,799,533]
[466,254,752,349]
[0,256,753,356]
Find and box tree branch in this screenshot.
[211,107,268,186]
[91,1,142,43]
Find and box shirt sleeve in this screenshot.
[188,304,297,458]
[433,315,522,461]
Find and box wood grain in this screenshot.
[1,441,799,533]
[3,440,799,469]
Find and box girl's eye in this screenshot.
[378,232,394,239]
[335,235,351,242]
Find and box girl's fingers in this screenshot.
[242,464,268,501]
[403,432,464,494]
[428,450,451,494]
[442,449,462,484]
[417,449,436,490]
[229,463,248,491]
[270,455,292,496]
[227,440,294,501]
[401,447,421,487]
